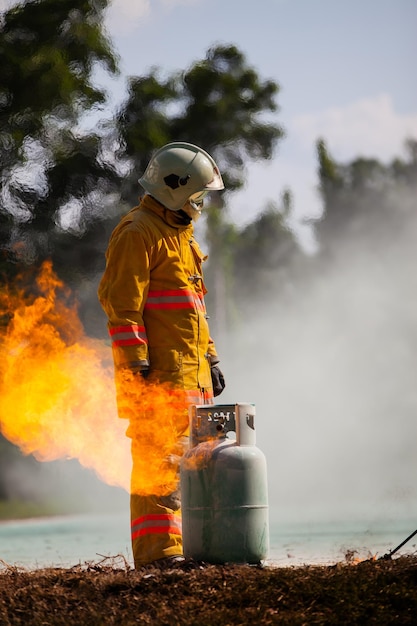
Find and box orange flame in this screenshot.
[0,261,188,496]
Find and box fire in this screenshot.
[344,549,377,564]
[0,261,188,496]
[181,439,220,471]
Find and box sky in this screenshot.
[100,0,417,240]
[1,0,416,537]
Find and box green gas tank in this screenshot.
[180,402,269,564]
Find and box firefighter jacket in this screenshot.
[98,194,218,393]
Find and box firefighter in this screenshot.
[98,142,226,568]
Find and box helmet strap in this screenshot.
[176,209,193,225]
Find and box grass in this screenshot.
[0,555,416,625]
[0,499,81,521]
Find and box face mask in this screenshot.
[189,190,208,209]
[182,201,202,221]
[182,190,208,221]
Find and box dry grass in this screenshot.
[0,555,416,625]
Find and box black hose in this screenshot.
[379,529,417,560]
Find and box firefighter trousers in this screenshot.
[129,390,213,567]
[130,492,183,567]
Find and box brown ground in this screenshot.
[0,555,416,625]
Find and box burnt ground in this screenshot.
[0,555,416,625]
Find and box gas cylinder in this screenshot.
[180,402,269,564]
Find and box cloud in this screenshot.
[0,0,17,10]
[229,95,417,246]
[105,0,200,35]
[292,94,417,163]
[105,0,151,33]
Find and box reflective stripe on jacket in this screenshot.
[98,195,217,391]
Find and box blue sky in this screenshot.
[101,0,417,239]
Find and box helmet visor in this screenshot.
[189,190,208,207]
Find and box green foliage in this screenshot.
[0,0,116,161]
[115,71,178,203]
[390,138,417,185]
[0,499,66,519]
[0,0,119,283]
[316,138,344,202]
[315,138,417,256]
[236,205,294,272]
[116,44,283,205]
[230,193,301,315]
[175,44,282,191]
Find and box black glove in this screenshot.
[211,365,225,397]
[130,367,150,379]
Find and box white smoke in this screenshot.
[0,0,15,10]
[219,186,417,527]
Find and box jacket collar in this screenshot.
[141,195,193,230]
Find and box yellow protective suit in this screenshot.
[98,194,217,566]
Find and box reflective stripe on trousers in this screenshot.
[131,513,182,540]
[130,495,183,567]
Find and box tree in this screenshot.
[114,71,178,204]
[223,189,304,327]
[116,44,284,333]
[0,0,119,282]
[315,137,417,257]
[117,44,283,204]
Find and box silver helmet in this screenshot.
[139,142,224,211]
